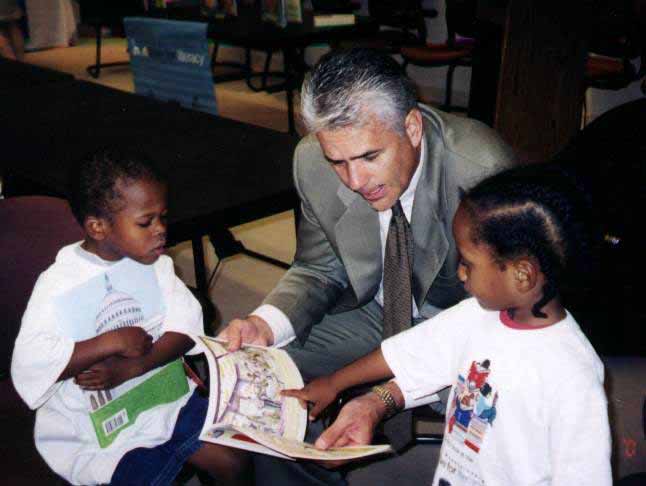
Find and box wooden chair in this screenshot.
[400,0,477,112]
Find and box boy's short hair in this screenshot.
[69,147,165,226]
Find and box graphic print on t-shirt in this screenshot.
[447,359,498,453]
[436,359,499,485]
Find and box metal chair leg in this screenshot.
[444,64,456,112]
[87,24,102,78]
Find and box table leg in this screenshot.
[192,236,208,296]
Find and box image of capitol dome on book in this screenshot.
[96,274,146,334]
[86,273,164,412]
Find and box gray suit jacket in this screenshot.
[264,105,515,343]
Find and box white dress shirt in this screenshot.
[253,138,427,347]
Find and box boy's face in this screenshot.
[453,204,517,311]
[91,178,168,265]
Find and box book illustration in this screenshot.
[84,274,164,416]
[198,337,307,457]
[197,337,393,461]
[55,258,189,448]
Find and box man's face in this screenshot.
[316,109,423,211]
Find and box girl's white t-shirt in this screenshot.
[382,297,611,486]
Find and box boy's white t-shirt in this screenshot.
[11,243,204,485]
[382,297,611,486]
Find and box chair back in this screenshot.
[124,17,218,115]
[0,196,84,378]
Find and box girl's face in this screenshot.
[452,204,518,311]
[93,178,168,265]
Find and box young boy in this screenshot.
[11,148,246,485]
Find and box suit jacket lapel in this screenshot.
[334,184,381,304]
[411,124,449,306]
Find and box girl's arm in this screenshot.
[74,331,194,390]
[58,327,153,381]
[282,348,394,420]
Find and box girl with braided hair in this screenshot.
[285,164,611,486]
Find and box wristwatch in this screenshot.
[371,384,399,419]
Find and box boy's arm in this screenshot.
[136,331,195,373]
[282,348,394,420]
[58,327,153,381]
[75,331,194,390]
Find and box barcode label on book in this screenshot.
[102,409,129,436]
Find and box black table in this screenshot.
[161,5,380,133]
[0,79,298,300]
[0,57,75,92]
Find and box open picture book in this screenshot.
[194,336,392,461]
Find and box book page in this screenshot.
[234,425,393,461]
[198,337,307,456]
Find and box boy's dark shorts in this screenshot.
[110,390,207,486]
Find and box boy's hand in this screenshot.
[75,355,143,390]
[112,327,153,358]
[282,376,340,421]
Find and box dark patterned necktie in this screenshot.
[382,200,413,338]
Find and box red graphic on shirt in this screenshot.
[447,359,498,453]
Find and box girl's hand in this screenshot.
[282,376,340,421]
[112,327,153,358]
[74,356,143,390]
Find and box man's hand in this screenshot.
[217,315,274,351]
[112,327,153,358]
[282,375,340,421]
[316,392,387,450]
[74,355,143,390]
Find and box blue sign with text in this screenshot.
[124,17,218,115]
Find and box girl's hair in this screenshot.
[462,164,597,318]
[69,147,165,226]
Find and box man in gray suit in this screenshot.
[219,48,514,484]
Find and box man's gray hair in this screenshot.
[300,48,418,134]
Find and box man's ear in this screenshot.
[404,108,424,148]
[84,216,110,241]
[512,258,539,293]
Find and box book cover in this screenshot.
[54,258,189,448]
